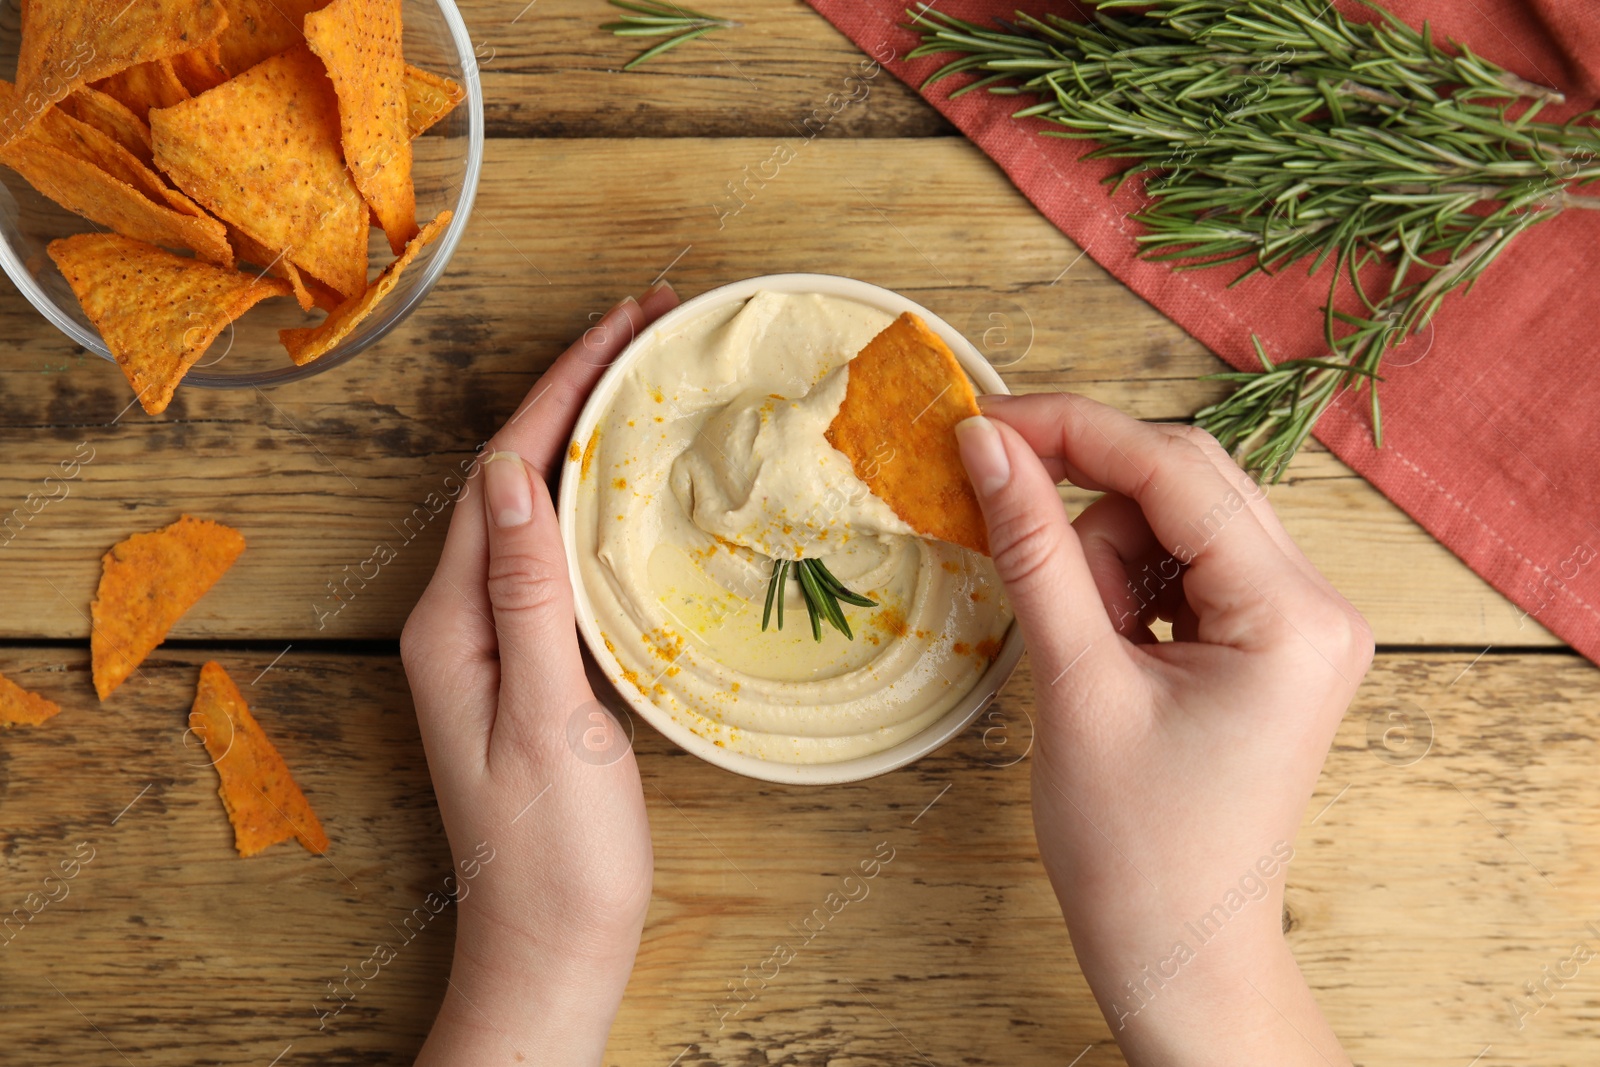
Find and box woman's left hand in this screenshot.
[403,283,679,1065]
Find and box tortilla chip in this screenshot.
[88,516,246,700]
[190,661,329,857]
[825,312,989,555]
[150,45,369,299]
[305,0,415,256]
[0,78,230,265]
[279,210,450,365]
[11,87,207,213]
[213,0,330,77]
[228,225,320,312]
[12,91,149,190]
[12,0,227,121]
[0,671,61,728]
[92,59,190,120]
[59,87,154,165]
[50,234,291,415]
[170,39,231,95]
[1,138,232,268]
[301,275,347,314]
[404,64,465,138]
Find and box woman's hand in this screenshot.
[402,284,679,1065]
[956,393,1371,1067]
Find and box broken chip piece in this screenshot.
[824,312,990,556]
[88,516,246,700]
[0,671,62,728]
[50,234,290,414]
[306,0,416,255]
[150,44,369,300]
[279,209,451,365]
[403,64,465,138]
[190,661,329,857]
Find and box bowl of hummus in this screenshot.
[558,274,1022,784]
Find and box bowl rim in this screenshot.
[0,0,485,390]
[557,273,1024,785]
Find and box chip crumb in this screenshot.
[0,671,61,728]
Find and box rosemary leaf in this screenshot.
[797,562,823,641]
[604,0,738,71]
[776,560,788,630]
[761,558,782,632]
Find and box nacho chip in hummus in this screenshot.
[825,312,989,556]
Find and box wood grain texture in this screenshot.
[458,0,955,138]
[0,138,1555,646]
[1,648,1596,1066]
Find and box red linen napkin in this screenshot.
[806,0,1600,663]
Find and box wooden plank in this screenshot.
[1,647,1596,1065]
[457,0,954,138]
[0,138,1555,645]
[0,650,452,1065]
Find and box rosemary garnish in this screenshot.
[761,558,877,641]
[603,1,739,71]
[909,2,1600,480]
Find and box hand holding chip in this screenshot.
[956,394,1371,1067]
[402,284,679,1064]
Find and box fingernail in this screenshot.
[956,416,1010,495]
[483,451,533,528]
[642,280,675,301]
[976,393,1015,412]
[604,295,639,320]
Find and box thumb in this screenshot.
[480,451,590,727]
[955,416,1125,687]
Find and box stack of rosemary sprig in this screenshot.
[763,558,878,642]
[910,1,1600,480]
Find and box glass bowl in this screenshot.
[0,0,483,388]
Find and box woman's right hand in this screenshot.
[956,393,1371,1067]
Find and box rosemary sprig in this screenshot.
[761,558,877,642]
[603,1,739,71]
[909,2,1600,480]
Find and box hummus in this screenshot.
[573,290,1012,764]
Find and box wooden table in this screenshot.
[3,4,1596,1064]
